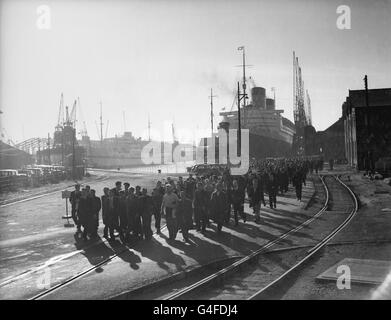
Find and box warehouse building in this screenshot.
[343,88,391,170]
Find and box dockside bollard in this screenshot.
[61,190,74,227]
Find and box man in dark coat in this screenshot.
[69,184,82,232]
[101,187,113,239]
[185,174,196,200]
[118,183,130,242]
[127,187,140,239]
[110,181,122,237]
[292,171,304,201]
[161,184,179,240]
[193,182,209,232]
[78,189,92,240]
[210,182,229,232]
[229,179,246,226]
[89,189,101,239]
[132,186,143,239]
[152,181,164,234]
[247,176,265,223]
[139,188,153,240]
[266,173,278,209]
[177,191,193,242]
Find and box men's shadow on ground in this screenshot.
[225,212,311,243]
[110,239,142,270]
[162,231,231,266]
[219,221,294,247]
[74,235,142,271]
[138,236,187,272]
[201,223,292,254]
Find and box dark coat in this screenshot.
[110,188,121,218]
[78,197,92,226]
[247,180,265,207]
[139,194,153,217]
[152,187,164,213]
[177,198,193,229]
[266,175,278,195]
[69,190,81,208]
[229,188,245,208]
[101,195,111,225]
[210,191,229,224]
[193,189,209,210]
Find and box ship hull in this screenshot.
[248,132,292,159]
[86,155,145,169]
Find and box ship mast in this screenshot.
[209,88,217,137]
[237,46,249,127]
[237,81,241,155]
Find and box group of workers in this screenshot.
[69,157,321,242]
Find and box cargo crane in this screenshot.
[56,93,65,131]
[77,97,88,138]
[305,89,312,126]
[293,51,308,128]
[68,100,77,128]
[293,51,312,155]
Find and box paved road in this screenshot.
[0,173,317,299]
[0,169,163,290]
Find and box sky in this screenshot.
[0,0,390,144]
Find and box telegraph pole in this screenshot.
[242,49,246,108]
[209,88,217,136]
[72,127,76,179]
[237,82,241,156]
[47,133,51,165]
[364,75,369,108]
[237,46,251,127]
[61,130,64,166]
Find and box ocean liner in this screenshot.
[219,85,296,159]
[199,48,296,162]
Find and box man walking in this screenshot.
[161,184,179,240]
[210,182,229,232]
[247,176,265,223]
[193,182,209,233]
[70,184,82,233]
[229,179,246,226]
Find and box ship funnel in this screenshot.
[266,98,275,110]
[251,87,266,109]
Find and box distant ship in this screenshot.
[219,86,296,159]
[79,112,183,169]
[79,132,150,168]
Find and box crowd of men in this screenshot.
[69,157,323,242]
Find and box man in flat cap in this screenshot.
[70,184,82,233]
[118,182,130,242]
[110,181,122,238]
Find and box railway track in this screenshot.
[110,174,328,299]
[28,225,168,300]
[0,174,109,208]
[158,175,358,300]
[27,174,352,300]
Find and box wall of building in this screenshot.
[343,88,391,170]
